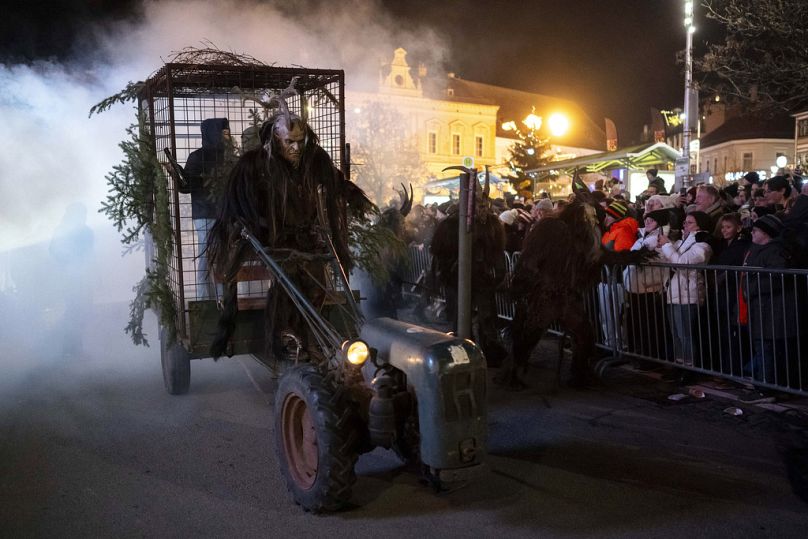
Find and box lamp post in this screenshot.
[682,0,696,188]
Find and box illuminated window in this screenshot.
[475,135,483,157]
[428,132,437,154]
[452,133,461,155]
[799,119,808,137]
[742,152,753,171]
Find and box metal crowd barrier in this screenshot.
[401,245,808,397]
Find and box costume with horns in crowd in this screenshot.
[498,169,653,388]
[363,183,413,319]
[206,92,373,362]
[429,171,508,366]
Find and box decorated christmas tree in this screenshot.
[503,108,553,199]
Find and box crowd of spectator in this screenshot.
[391,167,808,391]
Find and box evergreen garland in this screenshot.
[95,105,177,346]
[349,217,409,287]
[99,113,157,246]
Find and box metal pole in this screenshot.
[683,0,695,188]
[457,170,473,339]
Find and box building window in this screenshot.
[705,160,709,172]
[742,152,753,171]
[452,133,461,155]
[723,156,728,173]
[428,132,437,154]
[475,135,483,157]
[799,119,808,137]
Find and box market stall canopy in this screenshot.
[424,171,509,189]
[527,142,682,174]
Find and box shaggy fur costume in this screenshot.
[206,121,372,361]
[430,206,508,367]
[500,197,652,388]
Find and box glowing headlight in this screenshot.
[343,340,369,366]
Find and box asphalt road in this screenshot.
[2,303,808,538]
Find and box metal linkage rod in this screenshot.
[239,224,344,356]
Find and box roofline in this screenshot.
[700,137,793,152]
[528,142,682,174]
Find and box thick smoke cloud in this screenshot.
[0,0,447,365]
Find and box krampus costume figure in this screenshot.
[206,94,372,363]
[499,182,651,388]
[429,174,508,366]
[364,183,413,318]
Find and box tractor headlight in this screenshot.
[343,340,370,366]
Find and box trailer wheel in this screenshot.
[274,364,359,513]
[160,327,191,395]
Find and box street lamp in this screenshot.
[548,113,570,137]
[682,0,696,189]
[523,113,542,131]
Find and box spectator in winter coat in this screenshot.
[623,209,670,358]
[763,175,791,209]
[743,214,798,384]
[657,211,713,366]
[601,200,639,252]
[709,213,752,374]
[646,168,668,195]
[692,184,728,236]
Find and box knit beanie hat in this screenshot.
[753,214,784,238]
[605,200,629,220]
[536,198,554,211]
[644,209,670,227]
[648,194,675,209]
[743,171,761,185]
[723,183,739,198]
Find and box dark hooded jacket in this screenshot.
[181,117,230,219]
[648,176,668,195]
[743,239,797,340]
[783,194,808,268]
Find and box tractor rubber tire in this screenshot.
[274,364,359,513]
[160,327,191,395]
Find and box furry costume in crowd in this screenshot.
[206,113,372,362]
[429,174,508,366]
[366,184,413,318]
[500,190,652,388]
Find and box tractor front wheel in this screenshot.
[274,364,359,512]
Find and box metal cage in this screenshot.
[138,63,346,344]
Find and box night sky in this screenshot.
[0,0,715,144]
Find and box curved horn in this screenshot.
[442,165,473,174]
[399,182,413,216]
[267,93,291,129]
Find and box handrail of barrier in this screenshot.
[400,244,808,397]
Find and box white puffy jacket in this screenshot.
[659,233,712,304]
[622,228,667,293]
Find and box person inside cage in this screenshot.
[179,117,233,300]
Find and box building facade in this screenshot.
[346,48,606,203]
[698,112,793,184]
